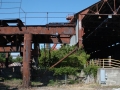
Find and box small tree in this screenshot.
[15,56,22,62]
[0,53,6,62]
[39,45,90,84]
[51,67,78,76]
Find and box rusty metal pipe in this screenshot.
[51,44,57,51]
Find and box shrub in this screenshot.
[50,67,78,76]
[83,65,99,78]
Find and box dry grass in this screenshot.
[0,79,120,90]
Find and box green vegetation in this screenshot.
[68,79,79,84]
[0,53,6,62]
[31,81,42,86]
[0,44,99,85]
[83,64,99,79]
[3,78,42,87]
[38,45,97,85]
[48,80,57,86]
[12,56,22,62]
[51,67,78,76]
[0,53,22,63]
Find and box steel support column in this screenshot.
[23,34,32,88]
[78,15,84,48]
[78,9,89,48]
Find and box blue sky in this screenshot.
[0,0,99,57]
[0,0,99,25]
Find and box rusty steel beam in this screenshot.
[51,38,70,44]
[0,38,70,52]
[0,26,75,35]
[23,34,32,88]
[79,13,120,15]
[77,9,89,48]
[0,46,41,55]
[79,0,118,16]
[0,46,23,52]
[51,44,57,51]
[49,47,78,69]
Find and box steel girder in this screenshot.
[0,26,75,35]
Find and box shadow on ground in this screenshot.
[0,66,77,89]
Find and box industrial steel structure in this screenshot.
[69,0,120,59]
[0,19,75,87]
[0,1,76,88]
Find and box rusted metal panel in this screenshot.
[0,27,75,35]
[0,46,23,52]
[23,34,32,88]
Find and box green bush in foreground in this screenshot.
[50,67,78,76]
[83,65,99,78]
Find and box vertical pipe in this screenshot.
[78,14,83,48]
[23,34,32,88]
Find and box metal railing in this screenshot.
[87,59,120,68]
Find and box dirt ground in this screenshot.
[17,85,120,90]
[18,84,120,90]
[0,67,120,90]
[1,82,120,90]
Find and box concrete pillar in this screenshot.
[22,34,32,88]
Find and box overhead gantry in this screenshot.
[0,19,75,88]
